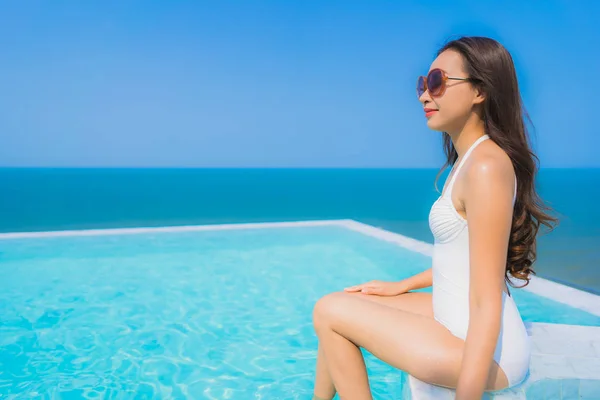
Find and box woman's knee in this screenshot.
[312,292,346,333]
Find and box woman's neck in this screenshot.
[448,118,487,159]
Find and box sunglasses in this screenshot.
[417,68,471,98]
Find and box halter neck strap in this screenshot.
[443,135,490,197]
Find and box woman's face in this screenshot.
[418,50,483,133]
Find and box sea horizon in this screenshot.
[2,167,598,295]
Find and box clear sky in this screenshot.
[0,1,598,168]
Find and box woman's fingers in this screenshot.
[344,281,398,296]
[344,281,374,292]
[361,285,381,294]
[344,285,363,292]
[344,284,381,294]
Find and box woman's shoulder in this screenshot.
[463,139,515,192]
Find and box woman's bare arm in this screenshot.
[399,268,433,292]
[456,157,515,399]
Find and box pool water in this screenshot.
[1,225,599,399]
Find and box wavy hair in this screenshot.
[434,36,558,287]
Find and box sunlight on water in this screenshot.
[1,226,598,398]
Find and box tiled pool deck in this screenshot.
[2,219,599,398]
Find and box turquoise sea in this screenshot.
[1,167,599,294]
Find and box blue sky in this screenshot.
[0,1,598,168]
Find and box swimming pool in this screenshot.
[1,222,599,399]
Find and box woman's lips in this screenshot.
[424,108,438,118]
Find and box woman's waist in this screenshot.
[433,285,526,334]
[432,264,470,293]
[432,284,469,311]
[431,245,470,277]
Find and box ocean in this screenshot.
[1,168,599,294]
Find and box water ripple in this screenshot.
[1,227,593,398]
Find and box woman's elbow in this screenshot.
[470,293,503,322]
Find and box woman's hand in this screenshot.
[344,280,408,296]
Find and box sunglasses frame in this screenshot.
[417,68,470,98]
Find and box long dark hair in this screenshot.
[434,36,558,287]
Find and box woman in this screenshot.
[311,36,557,399]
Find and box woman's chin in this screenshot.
[426,118,444,131]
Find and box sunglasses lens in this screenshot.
[427,69,445,96]
[417,76,426,97]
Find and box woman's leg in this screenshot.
[313,292,508,400]
[312,292,433,399]
[313,344,335,400]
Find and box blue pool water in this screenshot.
[1,225,599,399]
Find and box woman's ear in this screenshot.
[473,86,486,105]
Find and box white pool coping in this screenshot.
[337,219,600,318]
[407,322,600,399]
[2,218,597,318]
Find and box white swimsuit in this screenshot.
[429,134,530,387]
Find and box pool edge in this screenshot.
[1,218,599,317]
[0,219,344,239]
[337,219,600,318]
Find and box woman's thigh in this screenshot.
[313,292,508,390]
[343,291,433,317]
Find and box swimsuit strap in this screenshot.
[444,135,490,198]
